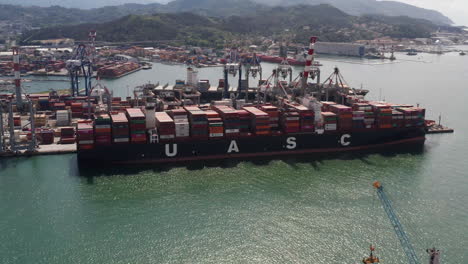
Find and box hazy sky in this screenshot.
[390,0,468,25]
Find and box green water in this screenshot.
[1,52,467,263]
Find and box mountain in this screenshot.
[252,0,453,25]
[0,0,161,9]
[0,0,453,26]
[0,0,265,27]
[21,4,439,46]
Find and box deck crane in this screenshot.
[66,30,96,97]
[372,181,441,264]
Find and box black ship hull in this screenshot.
[77,127,426,165]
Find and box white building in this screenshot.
[315,42,366,57]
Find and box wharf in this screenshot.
[0,144,76,158]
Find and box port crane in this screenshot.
[0,47,37,155]
[371,181,441,264]
[66,30,96,96]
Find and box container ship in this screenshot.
[74,36,427,165]
[76,48,425,163]
[97,62,140,79]
[258,55,307,66]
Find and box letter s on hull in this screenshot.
[340,134,351,146]
[165,144,178,157]
[286,137,297,150]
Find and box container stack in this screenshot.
[110,112,129,144]
[329,104,353,131]
[76,122,94,150]
[34,113,47,127]
[260,105,280,131]
[280,111,300,133]
[372,104,392,129]
[38,97,50,110]
[94,113,112,145]
[205,110,224,138]
[411,107,426,127]
[33,128,55,145]
[353,103,375,129]
[13,115,21,128]
[56,110,70,127]
[155,112,176,141]
[322,112,338,131]
[71,103,83,118]
[291,104,315,132]
[397,107,425,127]
[184,106,209,140]
[37,128,54,145]
[352,111,365,129]
[391,110,404,128]
[237,110,251,135]
[126,108,147,144]
[243,107,270,135]
[212,105,240,137]
[168,109,190,139]
[321,101,337,112]
[59,127,75,144]
[53,102,66,111]
[82,102,94,119]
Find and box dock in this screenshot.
[0,144,76,158]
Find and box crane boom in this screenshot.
[373,181,421,264]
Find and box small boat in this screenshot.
[460,51,466,56]
[407,50,418,56]
[142,65,152,70]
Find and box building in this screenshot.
[315,42,365,57]
[114,54,138,63]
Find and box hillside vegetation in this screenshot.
[21,4,439,47]
[0,0,452,28]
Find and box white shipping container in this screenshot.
[95,124,111,129]
[209,133,224,137]
[324,124,337,130]
[79,140,94,145]
[225,129,240,133]
[286,117,300,121]
[159,135,175,139]
[173,116,188,121]
[113,138,129,143]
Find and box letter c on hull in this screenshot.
[340,134,351,146]
[165,144,177,157]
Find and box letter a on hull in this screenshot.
[227,140,239,153]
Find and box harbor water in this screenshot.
[1,52,467,263]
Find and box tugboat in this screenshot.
[460,50,466,56]
[407,49,418,56]
[142,62,152,70]
[362,245,380,264]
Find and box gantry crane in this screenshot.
[372,181,441,264]
[66,30,96,96]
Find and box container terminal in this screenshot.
[0,35,454,161]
